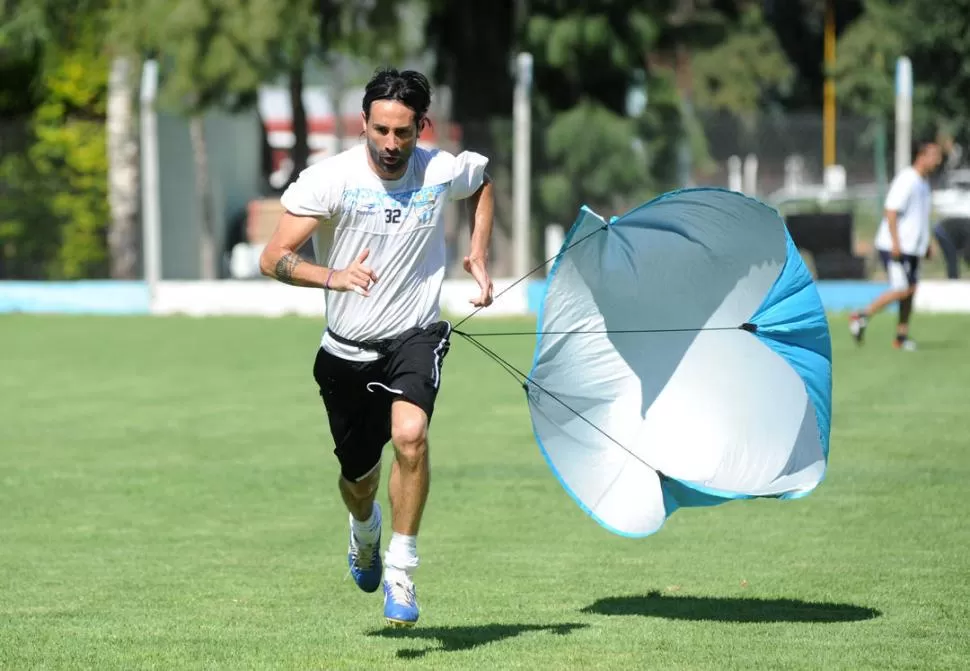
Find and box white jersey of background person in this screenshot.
[874,165,933,256]
[281,143,488,362]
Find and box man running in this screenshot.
[259,67,494,627]
[850,139,942,350]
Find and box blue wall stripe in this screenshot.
[0,278,910,317]
[0,281,151,315]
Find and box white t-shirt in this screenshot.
[874,166,933,256]
[280,143,489,361]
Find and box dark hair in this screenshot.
[362,67,432,129]
[913,138,940,159]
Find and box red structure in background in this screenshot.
[242,90,464,259]
[261,109,463,186]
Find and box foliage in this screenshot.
[761,0,864,110]
[0,11,110,279]
[690,4,795,120]
[832,2,919,123]
[0,1,107,117]
[0,0,106,52]
[316,0,419,70]
[10,0,970,279]
[539,100,654,220]
[835,0,970,148]
[0,0,429,279]
[123,0,413,116]
[526,6,656,112]
[424,0,515,125]
[522,1,730,229]
[425,2,782,240]
[123,0,316,115]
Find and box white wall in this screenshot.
[150,278,530,319]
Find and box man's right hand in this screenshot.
[331,249,378,296]
[891,243,902,261]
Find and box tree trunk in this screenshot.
[288,61,316,261]
[329,58,346,155]
[189,115,216,280]
[288,63,309,181]
[106,56,140,279]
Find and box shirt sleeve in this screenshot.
[884,170,914,213]
[279,160,343,218]
[447,150,489,201]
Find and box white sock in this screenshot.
[350,502,381,545]
[384,532,419,579]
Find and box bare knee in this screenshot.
[341,465,380,501]
[391,404,428,468]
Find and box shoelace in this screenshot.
[349,535,378,571]
[386,578,416,606]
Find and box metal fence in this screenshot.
[693,110,886,197]
[0,108,892,281]
[446,110,888,279]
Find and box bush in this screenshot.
[0,20,109,279]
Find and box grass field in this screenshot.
[1,312,968,670]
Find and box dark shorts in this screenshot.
[312,320,453,482]
[878,250,920,290]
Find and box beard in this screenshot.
[367,139,410,176]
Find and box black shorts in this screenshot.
[312,320,453,482]
[878,250,920,290]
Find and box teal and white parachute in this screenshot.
[525,188,833,537]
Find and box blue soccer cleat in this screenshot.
[347,507,382,593]
[383,574,419,627]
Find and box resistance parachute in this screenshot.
[527,188,832,537]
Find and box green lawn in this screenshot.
[1,312,968,670]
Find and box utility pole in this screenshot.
[895,56,913,175]
[140,59,161,299]
[823,0,836,168]
[512,52,533,279]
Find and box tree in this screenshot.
[538,100,654,221]
[523,1,738,227]
[129,0,316,279]
[0,2,113,279]
[690,3,794,120]
[105,47,140,279]
[132,0,416,276]
[763,0,864,110]
[835,0,970,150]
[0,0,151,280]
[423,2,779,268]
[425,0,516,124]
[303,0,421,176]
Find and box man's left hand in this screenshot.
[463,255,493,307]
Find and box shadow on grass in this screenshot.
[582,591,881,623]
[368,622,588,659]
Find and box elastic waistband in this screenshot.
[325,328,394,355]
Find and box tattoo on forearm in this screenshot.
[275,252,303,285]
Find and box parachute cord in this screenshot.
[456,331,529,389]
[453,224,609,330]
[454,324,756,338]
[454,330,657,472]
